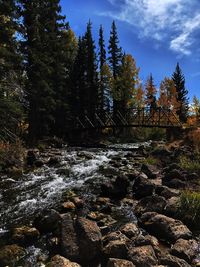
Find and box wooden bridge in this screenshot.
[74,107,182,130]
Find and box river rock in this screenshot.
[132,176,155,199]
[103,231,129,259]
[47,156,61,166]
[164,197,180,217]
[34,209,61,234]
[0,244,26,266]
[61,214,102,263]
[12,226,40,244]
[107,258,136,267]
[46,255,81,267]
[62,201,76,211]
[159,254,191,267]
[128,245,158,267]
[171,238,198,263]
[26,150,38,166]
[141,164,159,179]
[140,212,192,242]
[34,159,44,167]
[120,223,140,239]
[101,175,130,199]
[134,195,167,215]
[155,185,180,199]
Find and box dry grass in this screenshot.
[0,139,25,171]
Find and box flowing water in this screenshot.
[0,143,149,266]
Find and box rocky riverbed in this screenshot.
[0,142,200,267]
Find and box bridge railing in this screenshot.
[74,107,182,130]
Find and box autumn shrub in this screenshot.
[186,128,200,151]
[179,191,200,229]
[0,139,25,171]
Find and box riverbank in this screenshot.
[0,141,200,267]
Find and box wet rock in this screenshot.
[47,156,61,166]
[171,238,198,263]
[61,214,102,263]
[34,159,44,167]
[46,255,81,267]
[56,167,70,176]
[160,254,191,267]
[107,258,136,267]
[77,151,94,159]
[101,175,130,199]
[34,209,61,234]
[128,245,158,267]
[140,212,192,242]
[61,214,79,261]
[120,223,140,239]
[141,164,159,179]
[0,244,26,266]
[71,197,84,208]
[99,166,119,176]
[12,226,40,244]
[135,195,167,215]
[132,176,155,199]
[26,150,38,166]
[62,201,76,211]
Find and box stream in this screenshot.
[0,142,149,234]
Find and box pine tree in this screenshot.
[20,0,72,141]
[172,63,189,122]
[98,25,107,113]
[108,21,122,117]
[145,74,157,109]
[0,0,23,138]
[83,21,99,119]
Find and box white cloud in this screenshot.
[100,0,200,56]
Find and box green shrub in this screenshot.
[179,155,200,172]
[142,156,158,165]
[179,191,200,229]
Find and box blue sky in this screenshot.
[60,0,200,101]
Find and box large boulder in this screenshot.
[134,195,167,215]
[107,258,136,267]
[61,214,102,264]
[132,176,155,199]
[12,226,40,244]
[155,186,180,199]
[34,209,61,234]
[101,175,130,199]
[170,238,198,263]
[0,244,26,266]
[128,245,158,267]
[140,212,192,242]
[46,255,81,267]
